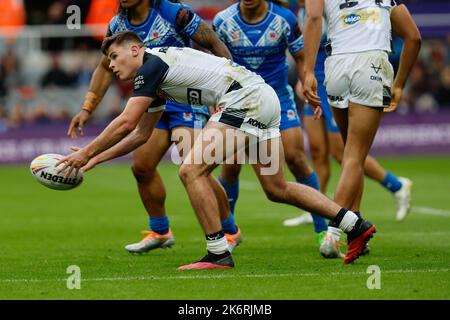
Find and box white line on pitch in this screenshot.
[0,268,448,284]
[413,206,450,217]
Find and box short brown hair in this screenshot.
[101,30,144,55]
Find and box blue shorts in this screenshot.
[303,82,340,133]
[278,85,301,131]
[156,101,195,131]
[192,105,210,129]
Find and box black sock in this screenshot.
[329,208,348,228]
[354,211,362,218]
[205,230,225,241]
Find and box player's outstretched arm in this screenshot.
[385,4,421,112]
[191,20,232,60]
[58,96,154,176]
[67,55,113,138]
[82,110,163,172]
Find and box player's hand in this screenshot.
[295,80,306,102]
[55,147,90,178]
[384,86,403,113]
[303,72,321,108]
[67,109,91,139]
[80,157,99,173]
[312,105,323,120]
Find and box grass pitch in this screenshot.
[0,156,449,299]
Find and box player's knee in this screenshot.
[178,164,200,185]
[263,183,286,203]
[341,157,363,172]
[131,164,154,183]
[309,143,327,162]
[285,152,310,175]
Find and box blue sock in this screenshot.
[380,171,402,193]
[149,216,169,235]
[218,177,239,215]
[221,213,238,235]
[297,172,328,233]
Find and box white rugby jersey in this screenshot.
[133,47,264,111]
[324,0,397,55]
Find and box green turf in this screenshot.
[0,156,449,299]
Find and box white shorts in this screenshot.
[209,83,281,141]
[324,50,394,109]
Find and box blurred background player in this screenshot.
[283,0,413,232]
[66,0,241,254]
[303,0,421,256]
[213,0,330,250]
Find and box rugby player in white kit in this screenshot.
[58,30,377,269]
[303,0,420,246]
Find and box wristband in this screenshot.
[82,92,102,113]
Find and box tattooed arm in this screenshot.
[190,20,232,60]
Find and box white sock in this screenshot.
[327,226,342,241]
[206,235,229,255]
[339,210,359,233]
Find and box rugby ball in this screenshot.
[30,154,83,190]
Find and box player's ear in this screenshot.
[131,44,140,57]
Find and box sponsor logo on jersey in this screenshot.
[328,95,345,103]
[343,13,361,25]
[187,88,202,105]
[134,75,145,90]
[341,9,381,26]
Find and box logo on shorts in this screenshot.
[287,109,298,121]
[370,63,383,82]
[371,63,382,74]
[246,118,267,129]
[183,112,194,122]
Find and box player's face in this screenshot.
[119,0,143,9]
[240,0,265,10]
[107,43,140,81]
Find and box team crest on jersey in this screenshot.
[267,30,279,42]
[183,112,194,122]
[287,109,297,121]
